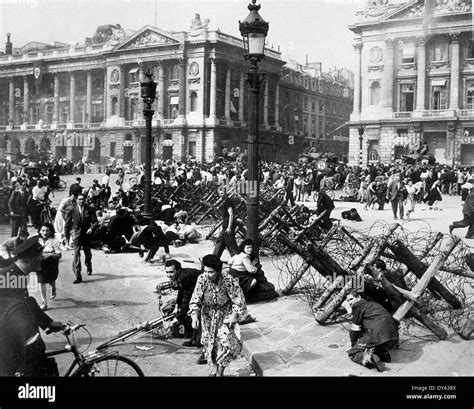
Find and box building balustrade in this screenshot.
[459,109,474,118]
[409,109,456,119]
[0,43,112,66]
[421,109,453,118]
[393,111,412,119]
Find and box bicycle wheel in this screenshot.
[313,192,318,202]
[72,355,144,377]
[57,180,66,191]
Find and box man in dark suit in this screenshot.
[386,173,407,220]
[64,193,99,283]
[69,177,83,198]
[284,172,296,207]
[135,220,170,263]
[344,290,399,372]
[162,260,202,346]
[8,178,29,237]
[316,186,335,230]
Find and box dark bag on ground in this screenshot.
[341,208,362,222]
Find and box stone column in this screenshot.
[86,70,92,123]
[239,73,245,122]
[321,104,326,138]
[69,72,76,123]
[137,63,144,120]
[308,103,312,138]
[157,62,165,119]
[8,77,14,125]
[103,69,107,121]
[23,76,29,124]
[119,65,126,118]
[263,77,269,127]
[53,74,60,124]
[40,98,46,123]
[352,40,363,116]
[383,37,395,111]
[153,65,159,114]
[275,82,280,128]
[449,32,461,110]
[224,69,231,120]
[178,58,186,117]
[209,58,217,119]
[415,36,426,111]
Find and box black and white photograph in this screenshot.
[0,0,472,408]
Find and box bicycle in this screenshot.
[50,178,67,192]
[37,199,54,225]
[45,323,144,376]
[96,284,176,351]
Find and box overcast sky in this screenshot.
[0,0,362,71]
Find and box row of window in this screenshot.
[395,39,474,65]
[368,79,474,110]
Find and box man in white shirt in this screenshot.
[30,179,49,228]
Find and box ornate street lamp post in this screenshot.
[358,126,364,168]
[239,0,268,250]
[140,68,157,220]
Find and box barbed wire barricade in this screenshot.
[273,221,473,339]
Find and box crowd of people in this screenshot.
[1,145,473,377]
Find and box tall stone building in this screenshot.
[0,17,352,165]
[348,0,473,167]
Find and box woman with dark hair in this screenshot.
[227,239,259,294]
[37,222,62,310]
[189,254,247,376]
[228,239,279,304]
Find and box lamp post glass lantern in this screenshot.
[141,68,157,220]
[239,0,268,250]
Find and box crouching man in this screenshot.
[344,289,399,372]
[163,260,205,364]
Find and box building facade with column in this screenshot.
[0,18,352,165]
[348,0,473,167]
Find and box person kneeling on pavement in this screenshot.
[135,220,171,263]
[227,239,278,305]
[163,260,203,349]
[343,289,399,372]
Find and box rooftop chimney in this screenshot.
[5,33,12,55]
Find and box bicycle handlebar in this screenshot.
[46,323,85,335]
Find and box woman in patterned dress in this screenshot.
[189,254,247,377]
